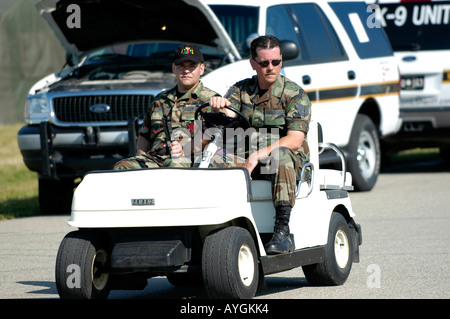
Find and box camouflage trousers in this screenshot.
[113,153,191,169]
[256,147,309,208]
[113,152,242,170]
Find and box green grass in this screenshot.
[0,124,39,220]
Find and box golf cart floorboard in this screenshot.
[260,246,325,275]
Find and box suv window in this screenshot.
[330,2,394,58]
[374,1,450,51]
[209,5,259,56]
[266,5,302,60]
[210,3,346,64]
[288,3,347,63]
[85,42,227,76]
[89,42,226,60]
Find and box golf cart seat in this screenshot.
[248,120,353,202]
[249,168,353,202]
[318,169,353,191]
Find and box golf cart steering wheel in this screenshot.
[195,102,251,130]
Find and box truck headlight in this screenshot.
[24,97,50,124]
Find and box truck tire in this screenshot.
[302,213,353,286]
[55,230,111,299]
[38,176,74,215]
[346,114,380,191]
[202,226,259,299]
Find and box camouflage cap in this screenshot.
[173,44,204,65]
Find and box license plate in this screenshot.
[401,76,424,90]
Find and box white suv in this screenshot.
[367,0,450,157]
[18,0,400,213]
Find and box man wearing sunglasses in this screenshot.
[209,35,312,255]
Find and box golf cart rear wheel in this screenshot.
[202,226,259,299]
[55,230,111,299]
[302,213,353,286]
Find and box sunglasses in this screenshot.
[253,58,282,67]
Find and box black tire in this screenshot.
[39,176,74,215]
[55,230,111,299]
[202,227,259,299]
[346,114,380,191]
[302,213,353,286]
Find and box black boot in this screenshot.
[265,206,295,255]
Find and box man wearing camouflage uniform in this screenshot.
[209,35,311,255]
[114,44,219,170]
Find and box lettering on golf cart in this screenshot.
[367,264,381,289]
[66,264,81,288]
[66,4,81,29]
[131,198,155,206]
[180,303,214,316]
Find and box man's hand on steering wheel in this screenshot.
[209,96,234,116]
[195,102,250,130]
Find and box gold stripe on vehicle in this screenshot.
[360,80,399,98]
[443,70,450,83]
[306,80,399,103]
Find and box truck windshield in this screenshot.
[85,42,227,74]
[209,5,259,57]
[377,1,450,51]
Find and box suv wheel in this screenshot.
[346,114,380,191]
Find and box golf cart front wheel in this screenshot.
[202,226,259,299]
[55,230,111,299]
[302,213,353,286]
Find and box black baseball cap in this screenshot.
[173,44,204,65]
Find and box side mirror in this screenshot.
[280,40,299,61]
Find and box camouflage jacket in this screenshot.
[225,75,311,158]
[140,81,219,157]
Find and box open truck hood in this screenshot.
[35,0,240,62]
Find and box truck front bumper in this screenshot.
[17,120,138,179]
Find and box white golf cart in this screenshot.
[55,105,362,299]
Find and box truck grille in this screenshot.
[52,94,154,124]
